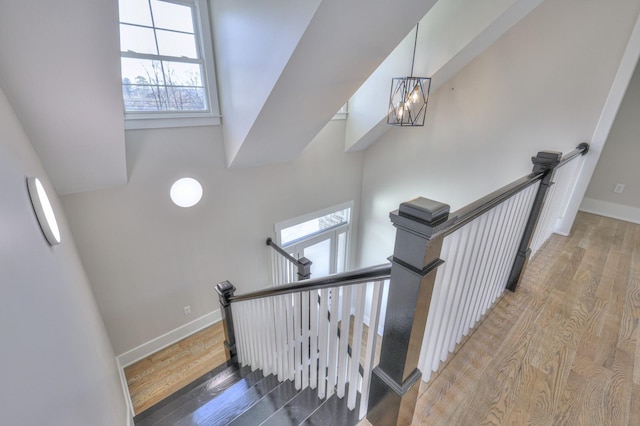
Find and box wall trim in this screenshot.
[580,197,640,225]
[117,309,222,368]
[116,357,135,426]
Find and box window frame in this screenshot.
[275,201,354,276]
[119,0,221,129]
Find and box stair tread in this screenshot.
[135,365,260,426]
[260,386,324,426]
[227,379,299,426]
[300,388,361,426]
[192,373,282,426]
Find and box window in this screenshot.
[118,0,220,128]
[276,202,353,277]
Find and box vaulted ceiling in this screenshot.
[0,0,542,194]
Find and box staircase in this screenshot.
[134,144,588,426]
[133,361,361,426]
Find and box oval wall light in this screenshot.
[170,177,203,208]
[27,177,61,246]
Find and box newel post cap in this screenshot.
[398,197,450,223]
[216,280,236,306]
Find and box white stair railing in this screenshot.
[218,143,590,425]
[418,181,539,379]
[530,150,586,255]
[266,237,311,286]
[226,265,390,416]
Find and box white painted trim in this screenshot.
[116,357,135,425]
[558,12,640,235]
[124,115,221,130]
[579,198,640,225]
[117,309,222,367]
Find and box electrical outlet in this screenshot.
[614,183,625,194]
[183,305,191,316]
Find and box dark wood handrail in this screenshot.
[437,172,545,237]
[392,142,590,240]
[266,237,299,265]
[558,142,589,168]
[229,263,391,303]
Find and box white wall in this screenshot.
[0,0,127,195]
[581,60,640,223]
[61,121,364,355]
[0,88,127,424]
[357,0,640,267]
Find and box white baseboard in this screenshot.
[116,357,135,425]
[579,198,640,225]
[117,309,222,368]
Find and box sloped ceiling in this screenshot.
[211,0,438,168]
[0,0,542,192]
[0,0,127,195]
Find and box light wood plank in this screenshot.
[405,212,640,425]
[124,322,226,414]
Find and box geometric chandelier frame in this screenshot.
[387,23,431,126]
[387,76,431,126]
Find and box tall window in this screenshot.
[118,0,220,127]
[276,202,353,278]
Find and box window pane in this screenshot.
[119,0,152,26]
[281,208,350,245]
[162,61,203,87]
[151,0,194,33]
[156,29,197,58]
[304,239,331,278]
[123,83,165,111]
[121,58,166,86]
[120,24,158,54]
[162,61,203,86]
[165,86,207,111]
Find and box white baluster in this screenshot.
[286,294,295,381]
[317,288,330,398]
[359,280,384,420]
[302,291,310,389]
[450,217,482,350]
[258,299,265,371]
[460,213,491,336]
[310,290,319,390]
[265,298,275,375]
[293,292,302,389]
[274,295,285,380]
[434,227,466,366]
[232,304,243,365]
[347,283,365,410]
[337,286,352,398]
[327,287,339,398]
[250,299,259,369]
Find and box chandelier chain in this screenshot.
[410,22,419,77]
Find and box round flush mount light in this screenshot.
[27,177,61,246]
[170,177,203,208]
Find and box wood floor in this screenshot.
[408,212,640,425]
[125,322,227,414]
[127,212,640,424]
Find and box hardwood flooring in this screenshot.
[125,322,227,414]
[127,212,639,425]
[408,212,640,425]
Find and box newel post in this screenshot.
[367,197,450,426]
[215,280,237,361]
[297,257,312,280]
[506,150,563,292]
